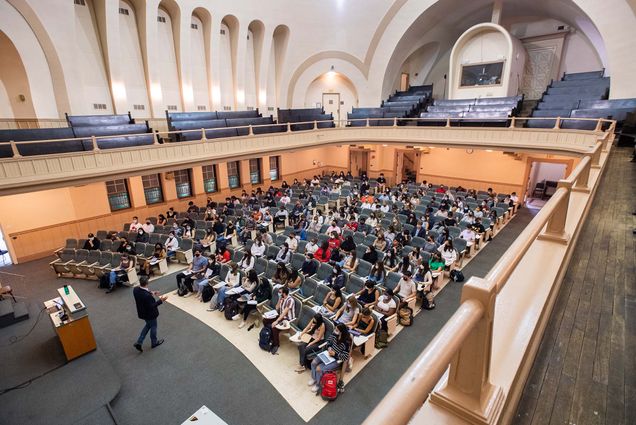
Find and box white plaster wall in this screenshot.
[0,81,13,118]
[561,31,604,75]
[305,73,358,120]
[190,14,210,111]
[266,39,277,115]
[245,30,257,109]
[118,0,149,117]
[219,22,234,109]
[157,8,181,111]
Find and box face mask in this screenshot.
[195,253,200,257]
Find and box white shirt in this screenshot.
[460,229,475,244]
[376,297,396,315]
[166,236,179,251]
[380,205,390,213]
[326,225,341,235]
[130,222,141,232]
[285,236,298,252]
[438,246,457,265]
[239,255,255,272]
[251,242,266,257]
[142,223,155,233]
[305,242,319,254]
[280,196,291,205]
[396,278,416,299]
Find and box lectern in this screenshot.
[44,285,96,361]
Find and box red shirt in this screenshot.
[344,222,359,232]
[435,187,446,194]
[315,248,332,262]
[217,250,231,263]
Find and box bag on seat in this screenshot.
[320,372,339,401]
[258,325,272,351]
[375,329,388,349]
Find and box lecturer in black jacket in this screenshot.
[133,276,168,352]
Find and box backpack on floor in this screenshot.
[201,285,214,303]
[258,325,272,351]
[98,274,110,289]
[320,372,339,401]
[375,329,388,349]
[450,270,465,282]
[423,292,436,310]
[224,298,239,320]
[398,304,413,327]
[177,282,189,297]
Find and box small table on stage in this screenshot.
[44,285,96,361]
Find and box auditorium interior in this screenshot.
[0,0,634,424]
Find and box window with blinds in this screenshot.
[227,161,241,189]
[106,179,131,211]
[249,158,261,184]
[202,165,218,193]
[142,174,163,204]
[269,156,280,181]
[173,169,192,198]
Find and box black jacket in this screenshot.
[134,287,163,320]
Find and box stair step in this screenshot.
[0,299,30,328]
[12,301,29,320]
[0,298,14,318]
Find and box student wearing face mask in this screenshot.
[307,323,351,392]
[129,216,141,232]
[142,219,155,234]
[262,286,297,354]
[83,233,100,250]
[175,249,208,296]
[374,288,397,331]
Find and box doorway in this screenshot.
[322,93,340,124]
[349,149,369,177]
[526,161,568,210]
[395,150,418,183]
[400,73,409,92]
[0,225,12,267]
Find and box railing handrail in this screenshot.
[362,300,485,425]
[0,117,615,149]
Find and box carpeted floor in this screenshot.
[0,208,534,425]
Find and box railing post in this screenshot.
[393,117,398,127]
[509,116,516,128]
[366,118,370,127]
[537,184,571,244]
[594,118,603,132]
[313,120,318,130]
[286,122,292,133]
[248,125,254,135]
[553,117,561,129]
[591,143,602,168]
[445,118,451,128]
[572,156,591,193]
[430,277,504,424]
[9,140,21,158]
[200,128,207,142]
[91,135,100,151]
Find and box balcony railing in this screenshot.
[362,129,612,425]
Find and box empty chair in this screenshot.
[50,249,77,276]
[294,277,318,303]
[356,260,373,279]
[381,271,402,292]
[78,250,102,277]
[342,274,365,298]
[254,257,268,276]
[100,239,113,252]
[67,249,90,276]
[306,283,331,307]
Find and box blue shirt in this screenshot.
[192,255,209,273]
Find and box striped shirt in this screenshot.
[326,333,350,362]
[279,296,296,321]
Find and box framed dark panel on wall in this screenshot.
[460,62,504,87]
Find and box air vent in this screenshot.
[167,105,178,111]
[119,7,129,15]
[220,29,226,35]
[267,107,274,112]
[74,0,86,6]
[197,105,206,111]
[223,106,232,111]
[191,23,198,29]
[247,106,254,111]
[247,35,250,40]
[133,104,145,110]
[157,16,166,23]
[93,103,107,110]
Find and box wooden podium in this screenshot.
[44,285,96,361]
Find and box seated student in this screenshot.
[106,253,134,293]
[285,232,299,252]
[211,262,241,311]
[342,250,358,273]
[165,231,179,260]
[459,226,476,249]
[239,276,272,329]
[170,222,183,238]
[117,237,134,255]
[304,238,319,255]
[352,307,376,354]
[319,287,343,317]
[142,219,155,234]
[301,253,318,277]
[142,243,166,276]
[260,229,274,246]
[176,249,208,296]
[374,288,397,331]
[262,286,296,354]
[221,268,259,308]
[216,245,231,263]
[194,255,221,298]
[308,323,351,392]
[393,270,416,301]
[201,229,216,253]
[182,224,194,240]
[333,295,360,328]
[326,220,341,235]
[250,236,266,258]
[275,243,292,264]
[383,247,400,272]
[238,250,255,273]
[83,233,101,251]
[396,255,413,277]
[357,280,380,307]
[314,241,332,263]
[373,233,388,252]
[367,261,386,285]
[327,232,342,250]
[423,235,438,253]
[438,239,458,269]
[129,216,142,232]
[157,214,167,226]
[272,262,290,288]
[287,269,303,292]
[136,228,150,243]
[362,245,378,265]
[328,247,344,267]
[274,206,289,227]
[415,262,435,310]
[295,313,327,372]
[472,218,487,243]
[340,235,356,254]
[166,207,177,219]
[323,264,345,290]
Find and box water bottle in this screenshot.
[64,285,69,295]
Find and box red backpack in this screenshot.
[320,372,338,401]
